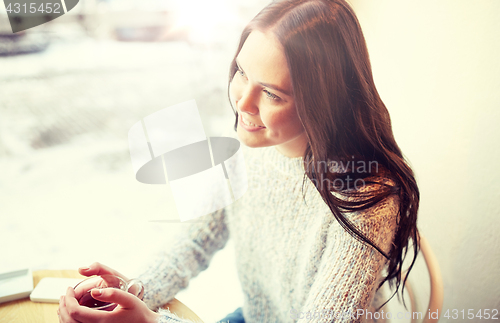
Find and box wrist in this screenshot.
[147,310,161,323]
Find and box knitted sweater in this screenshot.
[138,144,399,323]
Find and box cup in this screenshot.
[73,275,145,311]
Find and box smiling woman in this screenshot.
[224,0,419,320]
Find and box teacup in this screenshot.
[73,275,144,311]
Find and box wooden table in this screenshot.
[0,270,203,323]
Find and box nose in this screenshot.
[236,85,259,116]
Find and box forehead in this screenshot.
[237,31,292,93]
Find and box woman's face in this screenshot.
[229,30,308,158]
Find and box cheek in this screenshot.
[260,110,285,132]
[289,112,304,130]
[263,108,303,134]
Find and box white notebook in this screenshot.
[0,268,33,304]
[30,277,85,303]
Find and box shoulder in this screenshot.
[330,172,400,251]
[346,173,400,219]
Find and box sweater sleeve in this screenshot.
[138,207,229,314]
[294,191,399,323]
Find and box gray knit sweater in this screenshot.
[138,144,399,323]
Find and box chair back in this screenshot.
[403,234,444,323]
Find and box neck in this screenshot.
[275,134,308,158]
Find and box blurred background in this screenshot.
[1,0,499,321]
[0,0,269,320]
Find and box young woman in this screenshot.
[58,0,419,322]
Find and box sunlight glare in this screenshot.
[171,0,238,43]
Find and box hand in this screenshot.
[58,286,159,323]
[78,262,129,281]
[77,262,143,302]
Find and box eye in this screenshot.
[263,89,281,101]
[235,64,246,78]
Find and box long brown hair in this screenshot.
[228,0,419,307]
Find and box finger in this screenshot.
[59,295,81,323]
[91,288,139,309]
[78,262,128,280]
[65,287,108,322]
[58,299,63,323]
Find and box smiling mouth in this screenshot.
[241,115,265,128]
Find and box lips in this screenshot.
[238,113,266,132]
[241,115,265,128]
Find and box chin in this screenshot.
[237,136,260,148]
[236,129,267,148]
[242,141,264,148]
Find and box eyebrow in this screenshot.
[236,59,292,97]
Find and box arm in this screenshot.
[155,308,204,323]
[294,193,399,323]
[139,208,229,312]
